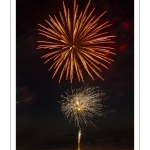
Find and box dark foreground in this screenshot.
[36,148,133,150]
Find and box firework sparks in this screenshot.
[59,84,104,150]
[60,84,103,129]
[37,0,116,83]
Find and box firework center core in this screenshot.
[70,45,76,50]
[76,101,82,111]
[76,101,79,105]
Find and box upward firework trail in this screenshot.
[59,84,104,150]
[37,0,116,83]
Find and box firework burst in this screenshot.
[59,84,104,150]
[37,0,116,83]
[60,84,103,129]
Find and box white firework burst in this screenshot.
[60,84,103,129]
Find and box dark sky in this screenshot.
[16,0,134,149]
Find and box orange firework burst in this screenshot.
[37,0,116,83]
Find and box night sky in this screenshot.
[16,0,134,149]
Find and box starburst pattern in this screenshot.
[37,0,116,83]
[59,84,103,129]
